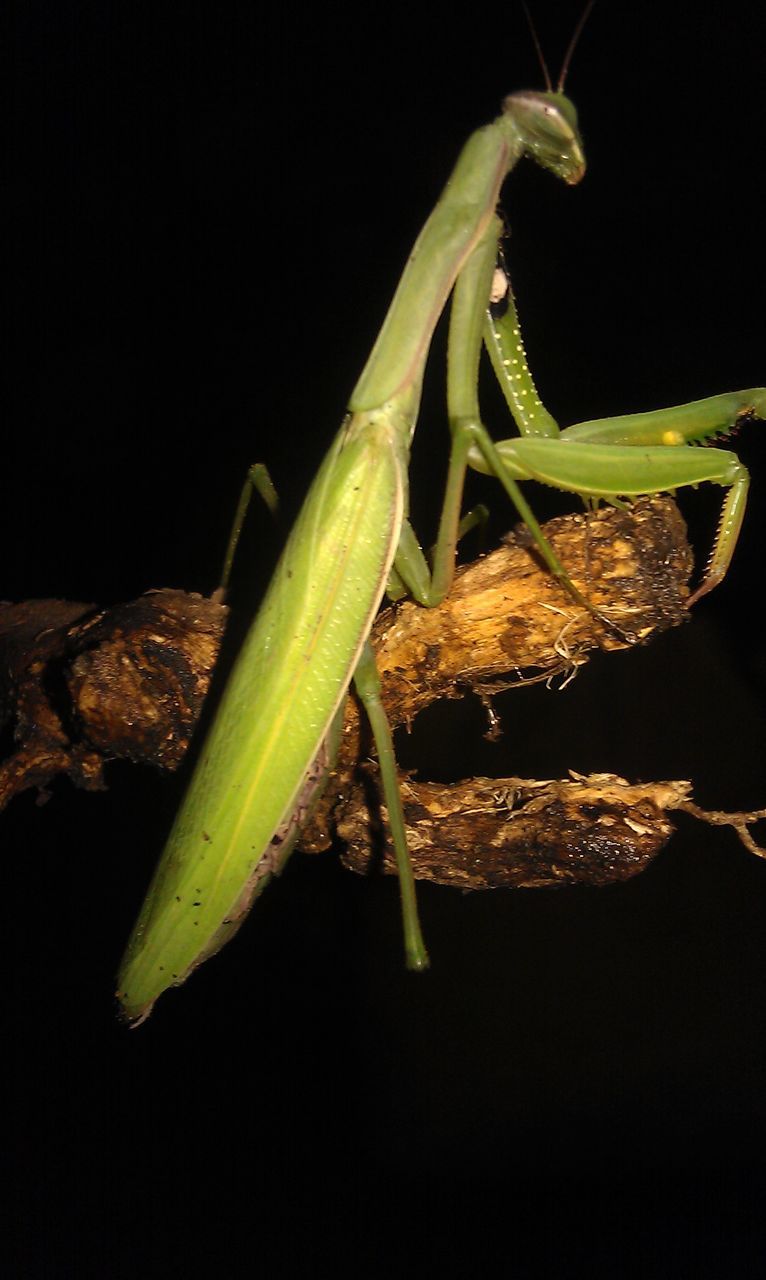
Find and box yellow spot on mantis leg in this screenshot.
[662,429,685,446]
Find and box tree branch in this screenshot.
[2,497,762,883]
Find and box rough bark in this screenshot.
[4,496,761,883]
[0,591,228,807]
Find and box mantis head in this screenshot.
[502,90,585,186]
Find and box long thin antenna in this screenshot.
[522,2,552,92]
[557,0,596,91]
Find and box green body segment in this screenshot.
[350,91,583,412]
[351,126,519,412]
[117,414,407,1021]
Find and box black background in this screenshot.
[6,3,766,1274]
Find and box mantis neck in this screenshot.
[350,119,524,417]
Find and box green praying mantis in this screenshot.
[116,55,765,1022]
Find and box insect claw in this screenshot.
[593,608,639,646]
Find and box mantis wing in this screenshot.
[117,415,405,1022]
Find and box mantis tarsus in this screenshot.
[116,68,765,1022]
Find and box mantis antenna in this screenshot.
[557,1,596,90]
[521,2,553,91]
[521,1,597,93]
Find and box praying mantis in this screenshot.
[116,57,765,1022]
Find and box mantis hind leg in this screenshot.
[217,463,280,598]
[353,641,429,971]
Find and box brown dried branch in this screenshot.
[2,497,762,884]
[0,591,228,808]
[339,773,692,889]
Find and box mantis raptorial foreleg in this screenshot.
[474,271,762,606]
[117,58,763,1021]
